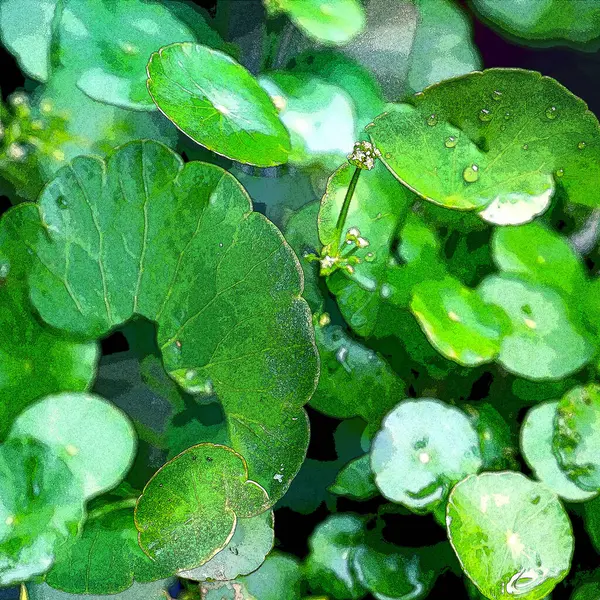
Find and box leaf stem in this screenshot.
[333,167,362,253]
[87,497,139,521]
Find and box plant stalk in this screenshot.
[333,167,362,253]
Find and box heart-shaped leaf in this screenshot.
[0,437,85,585]
[371,399,482,512]
[410,274,511,366]
[135,444,269,572]
[447,472,574,600]
[368,69,600,223]
[554,384,600,492]
[521,400,596,502]
[265,0,365,45]
[179,510,274,581]
[9,393,136,499]
[478,274,593,379]
[57,0,195,110]
[0,204,98,437]
[25,140,318,503]
[45,505,172,594]
[147,43,291,166]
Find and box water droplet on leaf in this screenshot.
[555,168,564,178]
[545,106,558,119]
[445,136,458,148]
[479,108,492,122]
[365,252,375,262]
[427,114,438,127]
[463,164,479,183]
[504,111,512,120]
[578,141,586,150]
[492,90,503,101]
[522,144,529,150]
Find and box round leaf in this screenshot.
[410,275,511,367]
[554,384,600,492]
[267,0,365,45]
[147,43,291,166]
[0,204,98,437]
[521,401,596,502]
[25,140,318,504]
[0,438,85,585]
[45,506,172,594]
[478,274,593,380]
[371,399,482,511]
[58,0,194,110]
[179,510,274,581]
[329,454,378,501]
[368,69,600,220]
[447,472,574,600]
[28,580,175,600]
[135,443,269,572]
[9,393,136,499]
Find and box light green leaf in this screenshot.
[25,141,318,503]
[554,384,600,492]
[410,275,511,366]
[27,580,175,600]
[0,204,98,438]
[492,222,585,296]
[57,0,195,110]
[319,161,412,336]
[329,454,378,501]
[259,72,356,169]
[305,514,367,600]
[266,0,365,45]
[368,69,600,221]
[522,401,596,502]
[147,43,291,166]
[9,393,136,499]
[471,0,600,47]
[0,0,58,81]
[447,472,574,600]
[0,438,85,585]
[371,399,482,512]
[45,505,172,594]
[179,510,274,581]
[311,322,404,426]
[478,274,593,379]
[135,444,269,572]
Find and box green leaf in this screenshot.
[368,69,600,221]
[266,0,365,45]
[0,204,98,437]
[135,443,269,572]
[478,274,593,379]
[584,496,600,554]
[447,472,574,600]
[25,140,318,503]
[319,161,412,336]
[311,322,404,426]
[522,401,596,502]
[492,222,585,296]
[0,438,85,585]
[471,0,600,47]
[370,399,482,512]
[27,580,175,600]
[147,43,291,166]
[410,274,511,367]
[554,384,600,492]
[305,514,367,600]
[200,551,303,600]
[57,0,195,110]
[9,393,136,499]
[258,72,357,169]
[329,454,378,501]
[45,505,172,594]
[179,510,274,581]
[0,0,58,81]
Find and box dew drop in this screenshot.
[364,252,375,262]
[414,92,425,100]
[384,152,392,159]
[463,164,479,183]
[56,196,68,209]
[522,144,529,150]
[504,111,512,120]
[578,141,586,150]
[492,90,503,101]
[555,168,564,178]
[479,108,492,122]
[445,136,458,148]
[427,114,438,127]
[545,106,558,120]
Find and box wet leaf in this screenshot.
[447,472,574,600]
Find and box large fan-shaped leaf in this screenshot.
[25,140,318,504]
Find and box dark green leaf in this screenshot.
[329,454,378,501]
